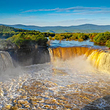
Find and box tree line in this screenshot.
[49,32,110,48]
[0,25,55,50]
[0,25,110,49]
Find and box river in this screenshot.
[49,39,106,48]
[0,39,110,110]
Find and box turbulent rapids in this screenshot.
[49,47,110,73]
[1,47,110,110]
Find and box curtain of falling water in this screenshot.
[0,51,14,73]
[49,47,110,73]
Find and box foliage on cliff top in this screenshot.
[7,31,48,48]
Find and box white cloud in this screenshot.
[22,6,110,15]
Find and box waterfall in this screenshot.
[0,51,14,72]
[0,48,110,109]
[87,50,110,72]
[49,47,110,73]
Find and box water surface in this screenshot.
[49,39,106,49]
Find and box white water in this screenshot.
[0,51,14,73]
[1,56,110,109]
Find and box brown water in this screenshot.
[0,47,110,109]
[49,47,110,73]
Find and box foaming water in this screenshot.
[1,61,110,109]
[49,47,110,73]
[1,47,110,109]
[49,56,110,84]
[0,67,24,82]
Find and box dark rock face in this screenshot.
[8,47,50,66]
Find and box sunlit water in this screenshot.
[0,40,110,109]
[1,57,110,109]
[49,39,107,49]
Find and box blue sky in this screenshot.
[0,0,110,26]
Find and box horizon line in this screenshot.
[1,23,110,27]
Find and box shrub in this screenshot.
[106,40,110,48]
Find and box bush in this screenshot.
[93,32,110,45]
[106,40,110,48]
[7,32,48,49]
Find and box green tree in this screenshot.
[106,40,110,48]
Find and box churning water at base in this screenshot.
[1,58,110,109]
[1,47,110,109]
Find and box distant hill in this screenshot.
[0,25,35,39]
[0,25,29,33]
[0,25,55,39]
[0,25,19,33]
[0,24,110,33]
